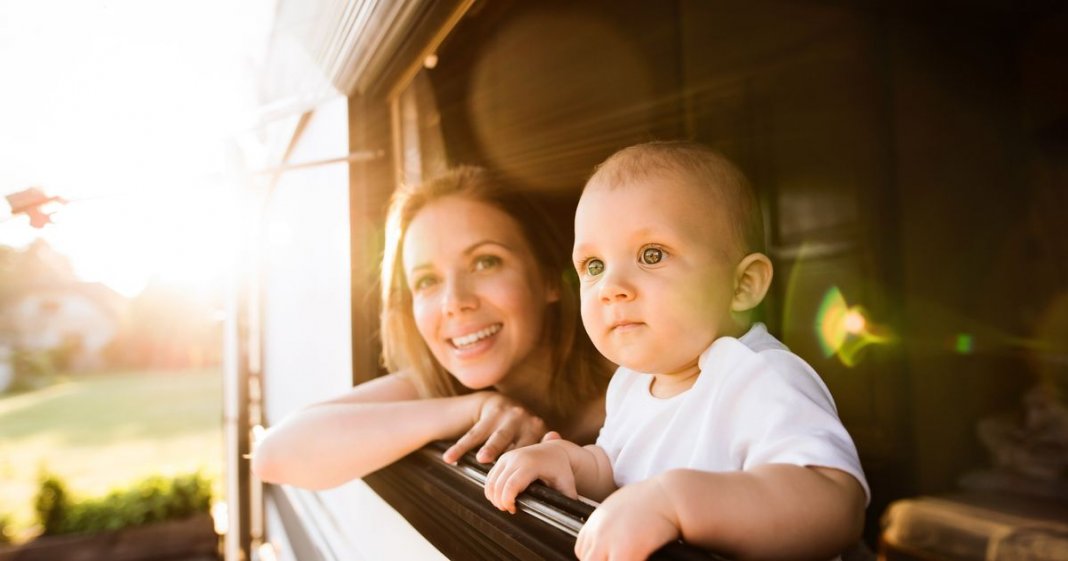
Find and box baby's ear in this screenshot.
[731,253,773,312]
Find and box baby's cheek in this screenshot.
[579,300,598,333]
[579,304,609,352]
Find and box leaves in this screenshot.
[34,471,212,536]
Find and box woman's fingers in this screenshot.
[514,420,548,449]
[477,425,517,463]
[514,431,540,450]
[444,394,550,464]
[443,417,493,464]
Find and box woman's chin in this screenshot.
[444,358,509,390]
[452,369,506,391]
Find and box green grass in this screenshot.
[0,368,223,541]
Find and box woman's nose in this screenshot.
[442,275,478,315]
[598,268,635,303]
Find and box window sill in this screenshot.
[363,443,726,561]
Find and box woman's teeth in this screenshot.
[451,324,502,348]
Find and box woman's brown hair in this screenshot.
[380,166,609,422]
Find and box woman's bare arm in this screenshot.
[252,373,486,489]
[252,372,562,489]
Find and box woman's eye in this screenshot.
[412,275,438,291]
[640,246,664,265]
[585,259,605,277]
[473,255,502,271]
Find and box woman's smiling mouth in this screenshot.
[449,323,503,349]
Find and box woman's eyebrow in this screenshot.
[407,240,516,273]
[462,240,512,255]
[406,262,434,277]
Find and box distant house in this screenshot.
[0,343,12,391]
[8,281,127,371]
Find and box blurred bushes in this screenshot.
[34,471,212,536]
[0,514,12,544]
[9,347,58,391]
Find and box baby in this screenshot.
[484,141,869,561]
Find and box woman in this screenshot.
[253,166,611,490]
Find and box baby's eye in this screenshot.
[473,255,502,271]
[585,259,605,277]
[411,274,438,291]
[640,246,664,265]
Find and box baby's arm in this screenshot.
[576,464,866,561]
[484,439,617,513]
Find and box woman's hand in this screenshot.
[442,392,549,464]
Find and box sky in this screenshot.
[0,0,275,296]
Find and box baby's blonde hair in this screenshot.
[586,140,765,257]
[380,166,609,421]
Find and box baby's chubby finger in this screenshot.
[484,452,520,511]
[574,526,591,560]
[541,430,562,443]
[575,524,610,561]
[483,462,502,507]
[500,467,541,514]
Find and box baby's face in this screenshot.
[573,178,742,377]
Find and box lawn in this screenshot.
[0,368,223,541]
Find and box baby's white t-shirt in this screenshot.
[595,322,870,501]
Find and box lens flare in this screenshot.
[816,286,894,366]
[816,286,849,358]
[844,310,867,334]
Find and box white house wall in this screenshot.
[13,291,117,362]
[261,96,354,419]
[259,94,444,561]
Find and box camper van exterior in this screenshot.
[227,1,1068,559]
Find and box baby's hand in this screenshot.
[484,440,577,513]
[575,477,680,561]
[541,430,562,442]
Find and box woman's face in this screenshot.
[402,196,559,390]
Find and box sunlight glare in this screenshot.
[29,178,247,298]
[0,0,273,298]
